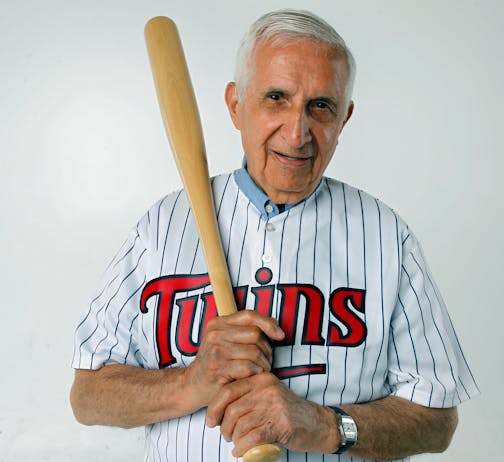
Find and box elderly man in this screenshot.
[71,9,478,461]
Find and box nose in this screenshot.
[282,105,312,148]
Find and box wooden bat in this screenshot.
[144,16,282,462]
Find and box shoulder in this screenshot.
[320,177,411,240]
[134,171,237,245]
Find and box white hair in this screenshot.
[234,9,356,102]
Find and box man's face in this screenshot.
[226,38,354,204]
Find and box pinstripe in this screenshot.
[357,191,367,289]
[402,264,441,405]
[262,214,269,262]
[288,202,306,390]
[355,189,367,403]
[215,173,232,219]
[186,412,193,462]
[113,232,139,270]
[275,209,287,310]
[273,208,291,326]
[200,416,206,462]
[174,200,199,369]
[411,253,453,405]
[101,238,128,275]
[396,295,420,374]
[423,268,479,400]
[225,187,241,260]
[304,194,320,400]
[122,312,139,363]
[322,178,333,407]
[174,208,192,271]
[343,184,349,285]
[156,420,163,462]
[75,272,119,336]
[160,191,182,276]
[396,295,420,400]
[73,172,478,462]
[106,276,145,363]
[236,201,251,284]
[368,199,386,401]
[86,248,147,368]
[175,416,180,462]
[163,420,169,462]
[339,184,350,403]
[156,196,168,252]
[394,215,400,291]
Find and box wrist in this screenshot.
[294,402,342,453]
[179,364,207,412]
[322,405,342,453]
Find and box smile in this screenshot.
[272,150,313,166]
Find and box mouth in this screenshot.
[271,150,313,167]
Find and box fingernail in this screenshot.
[206,417,216,427]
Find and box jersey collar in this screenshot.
[233,158,317,220]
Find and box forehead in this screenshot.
[248,38,350,98]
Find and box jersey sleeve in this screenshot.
[72,224,149,370]
[387,231,479,408]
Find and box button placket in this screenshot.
[261,213,283,266]
[266,223,275,232]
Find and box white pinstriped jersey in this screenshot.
[72,169,479,462]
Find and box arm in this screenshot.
[70,311,285,428]
[70,364,194,428]
[344,395,458,459]
[206,372,458,459]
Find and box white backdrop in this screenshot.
[1,0,502,460]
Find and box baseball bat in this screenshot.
[144,16,282,462]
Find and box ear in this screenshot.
[225,82,241,130]
[342,100,354,128]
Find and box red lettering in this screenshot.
[140,271,367,372]
[327,288,367,346]
[276,284,325,346]
[140,274,210,367]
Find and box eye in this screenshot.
[266,91,283,101]
[310,99,335,112]
[314,101,329,110]
[308,99,337,122]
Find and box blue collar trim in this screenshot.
[233,159,304,219]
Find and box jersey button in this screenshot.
[262,254,272,263]
[266,223,275,232]
[265,204,274,214]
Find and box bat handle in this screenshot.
[243,443,282,462]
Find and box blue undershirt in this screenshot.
[233,159,316,220]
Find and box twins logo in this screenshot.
[140,267,367,373]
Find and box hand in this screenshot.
[184,310,285,410]
[206,372,340,457]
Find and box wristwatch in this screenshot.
[328,406,358,454]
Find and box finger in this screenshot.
[202,331,273,370]
[206,377,253,427]
[220,310,285,342]
[206,372,279,427]
[231,418,278,458]
[221,384,276,442]
[205,319,272,347]
[225,344,273,373]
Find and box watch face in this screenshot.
[341,416,358,441]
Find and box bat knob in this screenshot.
[242,443,282,462]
